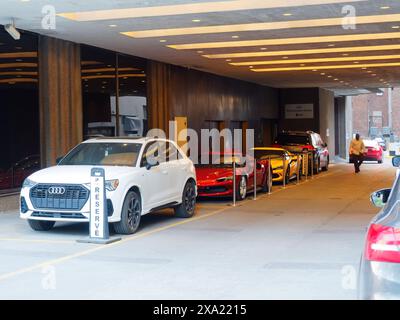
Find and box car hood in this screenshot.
[270,158,284,169]
[28,165,137,184]
[196,167,234,181]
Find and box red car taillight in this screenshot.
[365,223,400,263]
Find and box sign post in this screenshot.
[77,168,121,244]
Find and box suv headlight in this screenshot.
[105,179,119,191]
[216,176,233,182]
[22,178,36,188]
[83,179,119,191]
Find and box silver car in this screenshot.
[358,156,400,299]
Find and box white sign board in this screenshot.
[285,104,314,119]
[90,170,105,239]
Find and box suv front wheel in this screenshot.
[114,190,141,235]
[28,219,55,231]
[175,180,196,218]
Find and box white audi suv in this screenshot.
[20,137,197,234]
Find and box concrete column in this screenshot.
[345,96,353,161]
[38,36,83,167]
[319,88,335,160]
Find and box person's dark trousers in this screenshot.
[353,154,364,173]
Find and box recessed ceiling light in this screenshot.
[109,24,117,27]
[362,67,367,69]
[334,78,339,81]
[353,61,359,63]
[380,6,391,10]
[312,69,317,72]
[327,75,333,78]
[141,80,146,83]
[168,32,400,50]
[20,0,30,2]
[342,53,349,56]
[231,35,239,39]
[226,59,232,62]
[372,74,377,76]
[204,44,400,59]
[328,44,335,47]
[59,1,368,21]
[283,13,292,16]
[392,26,400,29]
[159,39,167,42]
[367,70,372,73]
[249,66,254,68]
[320,73,326,75]
[197,50,204,53]
[192,19,201,22]
[260,48,267,50]
[282,56,288,59]
[300,64,306,66]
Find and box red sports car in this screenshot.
[363,139,383,163]
[195,153,272,200]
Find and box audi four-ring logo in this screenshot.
[48,187,66,195]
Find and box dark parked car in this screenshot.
[358,155,400,299]
[273,131,329,173]
[0,155,40,189]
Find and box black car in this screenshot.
[273,131,329,173]
[358,155,400,299]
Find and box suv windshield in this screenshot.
[59,142,142,167]
[275,134,310,145]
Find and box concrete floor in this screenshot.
[0,160,396,299]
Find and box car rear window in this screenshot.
[275,134,310,145]
[364,140,379,148]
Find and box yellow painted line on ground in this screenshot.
[0,204,236,282]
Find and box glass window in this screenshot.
[81,45,116,139]
[275,134,310,145]
[81,46,147,140]
[141,141,167,167]
[0,28,40,191]
[116,54,147,137]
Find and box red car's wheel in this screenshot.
[236,176,247,201]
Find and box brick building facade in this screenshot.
[352,88,400,139]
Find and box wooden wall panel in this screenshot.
[38,36,82,167]
[278,88,320,132]
[147,61,279,146]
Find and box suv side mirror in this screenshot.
[370,188,391,208]
[146,160,159,170]
[392,156,400,167]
